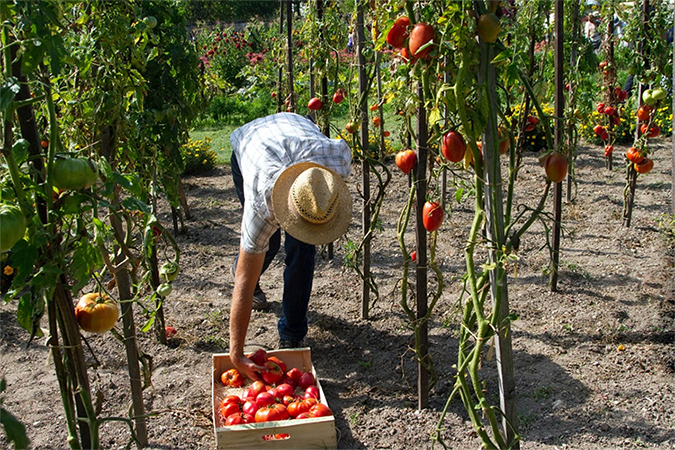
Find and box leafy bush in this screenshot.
[181,137,218,175]
[197,92,275,127]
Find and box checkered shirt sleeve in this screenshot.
[230,113,352,254]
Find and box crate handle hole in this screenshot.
[261,433,290,441]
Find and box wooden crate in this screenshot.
[212,348,337,449]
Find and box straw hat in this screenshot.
[272,162,352,245]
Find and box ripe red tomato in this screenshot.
[242,400,259,416]
[634,158,654,174]
[308,403,333,418]
[603,106,616,116]
[369,104,378,112]
[255,391,276,407]
[593,124,605,136]
[400,47,414,63]
[75,293,119,334]
[40,139,49,149]
[332,90,344,104]
[262,360,284,385]
[636,105,652,122]
[164,326,177,338]
[304,385,320,400]
[274,383,294,399]
[604,145,614,157]
[287,398,317,418]
[298,371,316,389]
[221,368,244,387]
[286,367,302,382]
[280,375,297,390]
[422,201,443,232]
[408,23,435,59]
[386,16,410,48]
[225,412,254,426]
[411,250,417,262]
[295,412,310,419]
[477,13,501,43]
[498,128,510,155]
[395,149,417,174]
[267,356,287,373]
[524,116,538,132]
[544,152,568,183]
[247,348,267,366]
[626,147,645,164]
[640,123,660,138]
[219,400,243,420]
[441,130,467,163]
[308,97,322,111]
[255,403,289,423]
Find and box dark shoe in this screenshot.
[278,339,302,349]
[252,285,269,310]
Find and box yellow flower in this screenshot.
[3,265,13,276]
[617,344,626,351]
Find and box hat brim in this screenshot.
[272,162,352,246]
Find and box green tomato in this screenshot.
[642,89,656,106]
[651,88,667,100]
[156,282,173,297]
[159,261,179,282]
[53,156,98,191]
[143,16,158,29]
[0,204,26,253]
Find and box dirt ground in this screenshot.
[2,138,675,450]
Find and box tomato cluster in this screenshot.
[218,349,333,426]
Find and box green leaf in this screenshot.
[1,406,31,449]
[16,291,44,338]
[455,188,464,203]
[70,240,103,293]
[0,77,20,113]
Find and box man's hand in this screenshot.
[230,352,267,383]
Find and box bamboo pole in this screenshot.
[415,82,429,410]
[356,6,371,320]
[550,0,564,292]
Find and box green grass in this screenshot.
[189,126,237,165]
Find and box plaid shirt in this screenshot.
[230,113,352,253]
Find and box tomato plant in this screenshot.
[74,293,120,334]
[422,201,443,232]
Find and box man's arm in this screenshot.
[229,246,267,381]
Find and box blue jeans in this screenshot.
[231,152,315,342]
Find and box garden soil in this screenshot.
[2,139,675,450]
